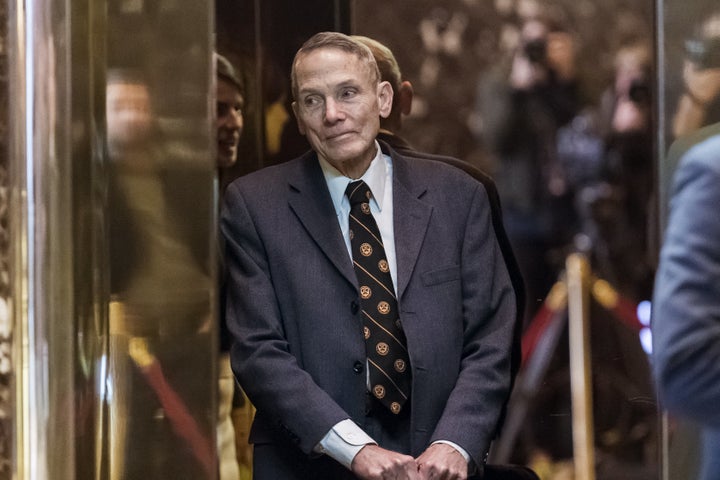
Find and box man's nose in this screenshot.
[323,97,345,122]
[226,109,243,130]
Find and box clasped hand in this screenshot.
[351,443,468,480]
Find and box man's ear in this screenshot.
[398,81,413,116]
[291,101,306,135]
[377,81,394,118]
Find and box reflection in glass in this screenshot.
[105,69,215,479]
[104,1,215,478]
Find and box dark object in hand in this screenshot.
[524,38,547,64]
[685,36,720,70]
[628,78,651,105]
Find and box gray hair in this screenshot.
[290,31,380,100]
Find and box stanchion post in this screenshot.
[566,253,596,480]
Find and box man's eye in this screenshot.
[340,88,357,99]
[303,96,321,108]
[217,102,231,117]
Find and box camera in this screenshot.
[524,38,547,64]
[628,78,651,105]
[685,36,720,70]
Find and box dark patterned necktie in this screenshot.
[345,180,411,415]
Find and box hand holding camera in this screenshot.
[510,26,576,90]
[682,58,720,108]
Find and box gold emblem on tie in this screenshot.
[360,285,372,299]
[378,259,390,273]
[394,359,406,373]
[390,402,402,414]
[376,342,389,356]
[361,202,371,215]
[377,301,391,315]
[373,385,386,399]
[360,243,373,257]
[364,326,371,339]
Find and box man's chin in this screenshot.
[217,154,237,169]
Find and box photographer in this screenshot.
[672,11,720,139]
[476,13,581,326]
[577,40,654,300]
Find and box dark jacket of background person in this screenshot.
[652,133,720,480]
[478,65,580,244]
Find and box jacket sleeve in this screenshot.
[652,143,720,427]
[220,181,350,454]
[429,183,517,465]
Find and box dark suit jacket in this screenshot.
[221,143,516,478]
[652,134,720,480]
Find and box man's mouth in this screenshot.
[219,140,237,150]
[327,131,354,141]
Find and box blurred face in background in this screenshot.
[216,77,244,169]
[106,80,153,155]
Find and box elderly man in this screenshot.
[222,32,515,480]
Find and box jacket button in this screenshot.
[353,361,364,374]
[350,301,359,315]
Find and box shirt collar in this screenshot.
[319,140,390,213]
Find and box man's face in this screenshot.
[292,47,391,172]
[106,81,153,152]
[216,77,244,169]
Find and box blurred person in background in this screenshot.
[106,68,214,479]
[557,39,655,300]
[475,13,581,326]
[671,10,720,139]
[216,52,246,480]
[652,132,720,480]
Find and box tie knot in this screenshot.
[345,180,372,207]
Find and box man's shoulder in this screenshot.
[379,137,495,187]
[387,144,494,198]
[680,132,720,175]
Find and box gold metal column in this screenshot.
[7,0,216,478]
[566,253,595,480]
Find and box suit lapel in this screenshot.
[390,153,433,299]
[287,153,357,289]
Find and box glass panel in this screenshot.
[7,0,214,478]
[105,1,215,479]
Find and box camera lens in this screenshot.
[524,39,547,64]
[628,79,650,105]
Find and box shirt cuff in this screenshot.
[431,440,475,472]
[314,419,377,469]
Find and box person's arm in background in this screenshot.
[652,136,720,427]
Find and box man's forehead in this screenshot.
[295,49,373,87]
[217,77,243,99]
